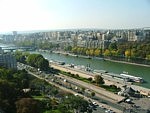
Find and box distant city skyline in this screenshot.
[0,0,150,33]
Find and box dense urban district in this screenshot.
[0,28,150,113]
[1,28,150,65]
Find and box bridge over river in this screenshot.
[1,46,35,51]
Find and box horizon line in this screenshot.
[0,27,150,34]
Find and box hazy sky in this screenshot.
[0,0,150,32]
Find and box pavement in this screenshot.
[51,63,125,102]
[18,62,150,113]
[51,63,150,96]
[27,71,123,113]
[132,98,150,110]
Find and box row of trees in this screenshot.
[65,41,150,60]
[0,68,31,113]
[14,51,49,71]
[27,54,49,71]
[13,38,150,60]
[0,66,90,113]
[14,40,59,50]
[71,46,102,57]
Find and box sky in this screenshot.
[0,0,150,32]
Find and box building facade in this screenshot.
[0,47,17,69]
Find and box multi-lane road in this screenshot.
[18,62,123,113]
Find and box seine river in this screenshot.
[31,51,150,89]
[0,43,150,88]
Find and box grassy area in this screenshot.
[43,110,62,113]
[101,85,121,93]
[32,95,45,101]
[60,71,92,83]
[59,70,121,93]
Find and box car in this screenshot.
[105,109,115,113]
[74,93,79,96]
[92,101,98,106]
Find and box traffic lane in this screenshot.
[18,63,122,113]
[27,71,122,113]
[92,106,106,113]
[58,73,124,102]
[55,74,124,111]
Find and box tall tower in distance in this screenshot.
[12,31,17,36]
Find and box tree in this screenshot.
[16,98,40,113]
[64,46,72,51]
[111,50,117,56]
[77,47,82,54]
[29,79,46,95]
[26,54,49,70]
[87,77,93,82]
[62,95,89,113]
[89,49,94,56]
[82,48,87,55]
[146,54,150,60]
[51,98,58,110]
[37,57,49,71]
[86,49,90,56]
[103,49,111,56]
[125,50,131,58]
[15,51,26,63]
[0,79,17,100]
[71,47,77,54]
[94,75,104,85]
[91,92,95,97]
[109,42,117,50]
[26,54,42,67]
[94,49,100,56]
[13,70,29,89]
[0,79,17,113]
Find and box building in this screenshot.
[0,47,3,54]
[12,31,17,36]
[0,47,17,69]
[127,30,144,41]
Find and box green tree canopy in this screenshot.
[103,49,111,56]
[109,42,117,50]
[94,49,100,56]
[16,98,40,113]
[62,95,89,113]
[94,75,104,85]
[0,79,17,113]
[26,54,49,71]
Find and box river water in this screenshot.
[31,51,150,89]
[0,43,150,88]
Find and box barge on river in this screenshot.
[93,70,143,83]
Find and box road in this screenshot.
[51,63,125,102]
[58,73,124,103]
[51,63,150,96]
[50,63,126,88]
[27,71,122,113]
[18,62,124,112]
[18,62,150,113]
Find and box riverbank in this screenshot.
[31,50,150,88]
[104,58,150,68]
[51,50,150,68]
[50,62,150,97]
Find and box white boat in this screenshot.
[120,73,143,83]
[93,69,108,74]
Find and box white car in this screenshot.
[105,109,114,113]
[74,93,79,96]
[92,101,98,106]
